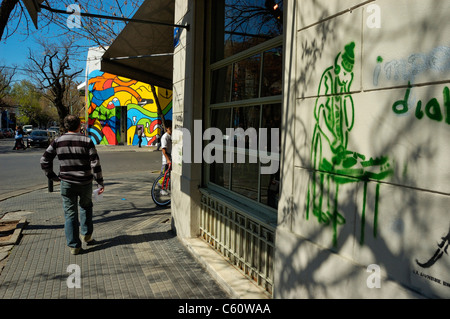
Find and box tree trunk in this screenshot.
[150,85,167,130]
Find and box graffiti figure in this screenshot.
[307,42,393,246]
[416,226,450,268]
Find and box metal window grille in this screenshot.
[199,191,275,296]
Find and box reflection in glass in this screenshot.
[232,105,260,131]
[231,155,259,201]
[210,158,230,189]
[208,0,283,210]
[212,108,232,133]
[232,55,261,101]
[212,0,284,62]
[261,47,283,97]
[260,104,281,209]
[260,170,279,209]
[261,104,281,153]
[210,108,232,188]
[211,65,233,104]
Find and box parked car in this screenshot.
[27,130,53,148]
[47,126,60,136]
[23,125,33,135]
[1,128,14,138]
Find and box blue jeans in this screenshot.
[60,181,93,248]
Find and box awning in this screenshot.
[101,0,176,90]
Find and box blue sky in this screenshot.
[0,1,146,86]
[0,15,91,85]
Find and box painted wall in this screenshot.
[87,70,172,145]
[276,0,450,298]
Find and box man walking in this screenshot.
[40,115,104,255]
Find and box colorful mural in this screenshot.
[87,70,172,145]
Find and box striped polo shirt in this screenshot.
[40,132,104,187]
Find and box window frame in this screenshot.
[204,0,283,216]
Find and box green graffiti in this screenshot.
[307,42,393,247]
[393,83,450,124]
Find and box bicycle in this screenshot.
[151,163,171,206]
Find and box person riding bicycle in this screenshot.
[160,120,172,174]
[159,121,172,196]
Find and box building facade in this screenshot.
[171,0,450,299]
[85,47,173,146]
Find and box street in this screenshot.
[0,137,163,201]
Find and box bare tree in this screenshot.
[0,64,16,108]
[44,0,142,50]
[0,0,143,48]
[27,39,82,132]
[0,64,15,97]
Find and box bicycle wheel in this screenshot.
[151,173,171,206]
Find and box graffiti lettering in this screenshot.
[416,227,450,268]
[392,83,450,124]
[373,46,450,85]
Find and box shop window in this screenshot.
[211,0,283,63]
[207,0,283,211]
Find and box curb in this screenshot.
[0,184,50,203]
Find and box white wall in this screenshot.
[275,0,450,298]
[171,0,204,238]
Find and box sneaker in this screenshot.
[80,234,93,243]
[70,247,82,255]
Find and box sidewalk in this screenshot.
[95,144,161,152]
[0,171,231,299]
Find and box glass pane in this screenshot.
[211,108,231,144]
[232,105,260,149]
[232,55,261,101]
[231,157,259,201]
[210,160,230,189]
[260,170,279,209]
[261,46,283,97]
[211,65,233,104]
[211,0,284,62]
[210,108,231,188]
[230,106,260,200]
[260,103,281,152]
[233,105,260,130]
[260,104,281,209]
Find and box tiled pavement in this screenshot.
[0,172,230,299]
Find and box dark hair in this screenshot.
[165,120,172,129]
[64,115,80,132]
